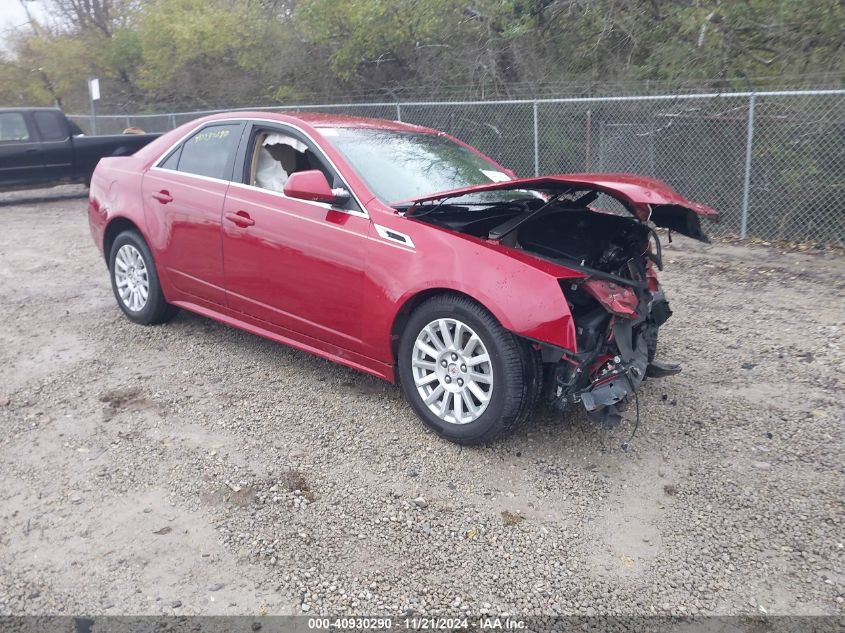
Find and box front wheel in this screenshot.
[108,230,178,325]
[397,294,539,445]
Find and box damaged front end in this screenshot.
[546,277,675,426]
[401,172,715,427]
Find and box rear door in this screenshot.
[31,110,74,183]
[142,121,244,306]
[0,111,44,188]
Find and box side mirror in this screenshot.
[283,170,337,204]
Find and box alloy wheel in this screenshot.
[113,244,149,312]
[411,318,494,424]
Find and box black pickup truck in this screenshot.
[0,107,160,192]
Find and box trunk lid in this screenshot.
[398,173,717,242]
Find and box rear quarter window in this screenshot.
[33,111,69,142]
[158,147,182,170]
[171,124,241,180]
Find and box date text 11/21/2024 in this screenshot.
[307,616,527,630]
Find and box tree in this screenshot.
[0,0,842,111]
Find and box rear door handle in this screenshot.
[225,210,255,227]
[152,190,173,204]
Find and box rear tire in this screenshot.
[397,293,538,445]
[108,230,178,325]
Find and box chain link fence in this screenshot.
[69,89,845,244]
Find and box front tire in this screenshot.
[109,230,178,325]
[397,294,538,445]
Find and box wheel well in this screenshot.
[390,288,488,363]
[103,217,141,262]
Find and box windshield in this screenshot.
[321,127,524,204]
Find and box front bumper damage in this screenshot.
[579,319,649,417]
[543,290,677,426]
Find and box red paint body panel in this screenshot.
[221,185,369,353]
[142,168,229,305]
[359,205,581,358]
[88,111,709,383]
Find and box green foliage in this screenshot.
[135,0,260,91]
[296,0,484,80]
[0,0,842,111]
[101,28,143,78]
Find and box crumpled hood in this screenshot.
[399,173,718,242]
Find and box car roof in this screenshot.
[203,110,440,135]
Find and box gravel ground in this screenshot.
[0,186,843,617]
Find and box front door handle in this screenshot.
[152,190,173,204]
[225,210,255,227]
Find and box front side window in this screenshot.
[170,123,241,180]
[33,111,69,141]
[0,113,30,142]
[322,128,516,203]
[249,131,311,192]
[246,128,339,193]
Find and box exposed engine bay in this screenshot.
[410,191,685,430]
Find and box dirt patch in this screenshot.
[500,510,524,527]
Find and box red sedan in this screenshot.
[88,112,715,444]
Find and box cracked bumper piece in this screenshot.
[579,319,648,419]
[552,319,650,425]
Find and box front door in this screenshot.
[0,111,44,189]
[221,123,368,353]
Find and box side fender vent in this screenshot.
[374,224,415,248]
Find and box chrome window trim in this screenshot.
[149,166,229,186]
[225,186,415,254]
[224,188,367,240]
[151,117,369,219]
[229,181,369,218]
[152,120,238,170]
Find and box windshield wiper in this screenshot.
[407,196,455,218]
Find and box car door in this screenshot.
[221,121,369,352]
[142,121,244,306]
[0,111,44,188]
[31,110,74,183]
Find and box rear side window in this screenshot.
[0,113,30,142]
[33,111,69,141]
[172,124,241,180]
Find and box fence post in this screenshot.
[533,101,539,176]
[396,103,402,122]
[169,113,176,130]
[740,93,756,239]
[584,109,592,170]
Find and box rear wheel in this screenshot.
[109,230,178,325]
[397,294,538,445]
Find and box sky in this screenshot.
[0,0,47,52]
